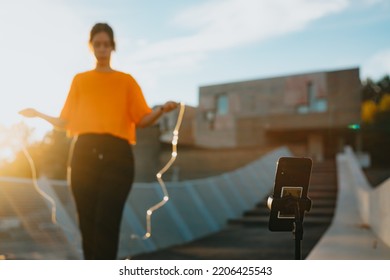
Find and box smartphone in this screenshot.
[268,157,312,231]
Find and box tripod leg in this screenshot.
[295,234,301,260]
[293,202,303,260]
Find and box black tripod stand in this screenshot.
[269,195,312,260]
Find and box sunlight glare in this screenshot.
[0,121,38,163]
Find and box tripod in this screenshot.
[269,195,312,260]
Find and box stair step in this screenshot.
[228,216,333,227]
[256,197,336,208]
[244,207,335,217]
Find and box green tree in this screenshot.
[39,129,72,179]
[361,75,390,165]
[0,128,71,179]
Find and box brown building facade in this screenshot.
[195,68,362,160]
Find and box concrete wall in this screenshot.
[158,105,196,146]
[342,147,390,246]
[326,69,362,127]
[156,145,279,182]
[133,126,161,182]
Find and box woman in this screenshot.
[19,23,178,260]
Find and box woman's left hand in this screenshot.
[161,101,179,113]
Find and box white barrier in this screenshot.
[307,146,390,259]
[370,178,390,247]
[343,147,372,225]
[343,146,390,247]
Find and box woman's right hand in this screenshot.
[19,108,40,118]
[18,108,66,128]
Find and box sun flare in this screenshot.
[0,122,33,163]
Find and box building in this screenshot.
[194,68,362,161]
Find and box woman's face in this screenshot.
[90,31,114,62]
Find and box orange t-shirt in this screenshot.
[60,70,152,144]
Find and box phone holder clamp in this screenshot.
[268,195,312,259]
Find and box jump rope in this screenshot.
[18,102,186,243]
[133,102,185,240]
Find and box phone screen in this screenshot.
[268,157,312,231]
[277,186,303,218]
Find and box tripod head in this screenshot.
[267,157,313,259]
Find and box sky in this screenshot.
[0,0,390,159]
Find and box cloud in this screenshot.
[130,0,349,62]
[359,0,385,5]
[361,49,390,80]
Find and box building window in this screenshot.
[312,99,327,112]
[297,82,327,114]
[297,105,309,114]
[216,94,229,115]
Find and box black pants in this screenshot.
[70,134,134,260]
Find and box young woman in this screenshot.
[19,23,178,260]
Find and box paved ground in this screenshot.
[0,179,81,260]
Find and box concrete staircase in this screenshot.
[230,160,337,227]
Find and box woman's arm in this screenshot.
[19,108,67,129]
[137,101,179,128]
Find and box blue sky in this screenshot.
[0,0,390,157]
